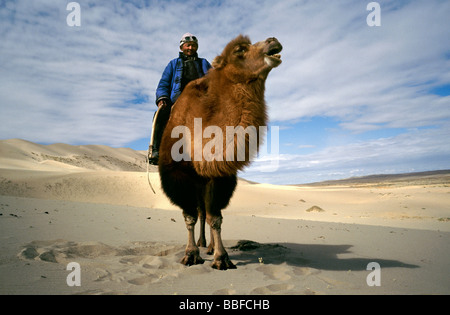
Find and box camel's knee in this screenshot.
[207,215,222,230]
[183,213,198,227]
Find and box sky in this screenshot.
[1,0,449,184]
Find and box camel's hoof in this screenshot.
[206,244,214,255]
[211,255,236,270]
[180,252,204,266]
[196,238,206,248]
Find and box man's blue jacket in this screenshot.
[155,53,212,105]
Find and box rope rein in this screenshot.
[146,150,156,194]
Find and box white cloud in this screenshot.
[264,1,450,130]
[0,0,449,183]
[243,123,450,184]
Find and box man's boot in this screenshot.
[148,103,171,165]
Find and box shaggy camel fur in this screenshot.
[158,35,282,270]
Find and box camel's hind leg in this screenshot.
[196,208,207,248]
[207,227,215,255]
[197,194,214,253]
[181,210,204,266]
[196,193,207,248]
[204,176,237,270]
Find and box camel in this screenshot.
[158,35,282,270]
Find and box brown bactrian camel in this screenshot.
[158,35,282,270]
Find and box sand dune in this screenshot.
[0,138,147,172]
[0,139,449,295]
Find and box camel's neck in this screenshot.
[230,79,268,129]
[191,72,270,177]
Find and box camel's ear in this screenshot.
[212,55,225,69]
[192,76,209,93]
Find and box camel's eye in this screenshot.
[233,45,248,57]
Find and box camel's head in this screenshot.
[212,35,282,82]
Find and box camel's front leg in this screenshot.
[208,215,236,270]
[181,212,204,266]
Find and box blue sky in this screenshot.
[1,0,449,184]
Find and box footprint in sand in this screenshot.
[19,240,183,263]
[19,240,117,263]
[18,239,185,286]
[256,264,291,281]
[128,274,160,285]
[213,288,237,295]
[292,266,321,276]
[250,283,294,295]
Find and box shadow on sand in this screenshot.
[228,240,419,271]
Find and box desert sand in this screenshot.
[0,138,449,295]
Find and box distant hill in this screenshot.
[303,170,450,187]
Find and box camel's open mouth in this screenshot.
[267,45,282,56]
[266,46,282,59]
[264,44,282,67]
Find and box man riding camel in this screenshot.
[149,33,212,165]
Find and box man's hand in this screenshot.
[157,100,167,108]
